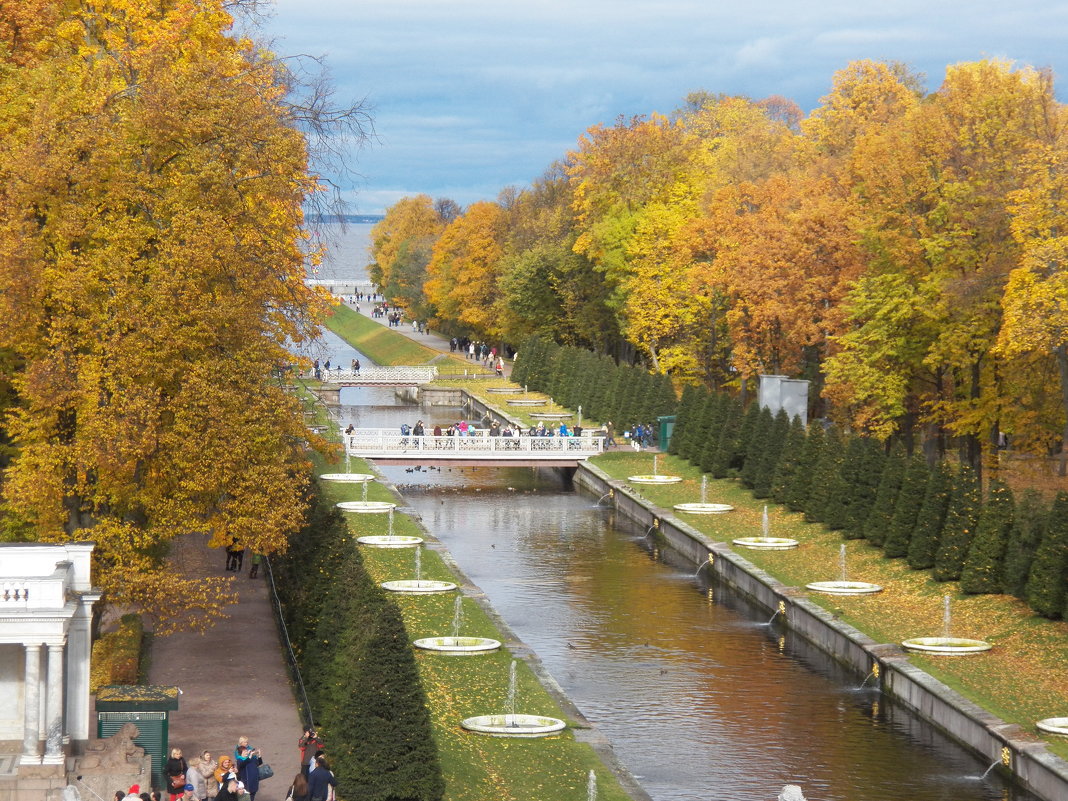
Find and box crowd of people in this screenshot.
[114,729,336,801]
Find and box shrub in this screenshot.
[961,480,1015,594]
[90,614,143,693]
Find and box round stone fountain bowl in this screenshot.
[628,474,683,485]
[1036,718,1068,736]
[530,412,572,420]
[381,579,457,594]
[901,637,993,655]
[461,714,566,738]
[506,398,546,406]
[732,537,799,550]
[357,535,423,548]
[674,502,734,514]
[805,581,883,595]
[337,501,396,513]
[319,472,376,483]
[486,387,519,394]
[413,636,502,654]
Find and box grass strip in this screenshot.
[324,304,473,372]
[312,454,633,801]
[590,450,1068,761]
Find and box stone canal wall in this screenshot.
[575,461,1068,801]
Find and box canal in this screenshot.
[310,359,1034,801]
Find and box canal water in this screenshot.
[320,371,1035,801]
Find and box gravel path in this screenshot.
[147,534,304,800]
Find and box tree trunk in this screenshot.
[1057,343,1068,477]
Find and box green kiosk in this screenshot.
[97,685,181,791]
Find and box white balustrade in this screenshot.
[319,366,438,385]
[343,429,604,461]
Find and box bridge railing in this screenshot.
[344,431,604,456]
[319,366,438,384]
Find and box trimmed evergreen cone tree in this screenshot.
[784,421,823,512]
[753,409,790,498]
[961,480,1016,594]
[1001,488,1047,599]
[805,426,844,524]
[907,461,952,570]
[771,415,807,504]
[862,445,905,547]
[933,464,981,582]
[882,454,930,558]
[1025,490,1068,619]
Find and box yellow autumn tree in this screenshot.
[0,0,329,631]
[424,201,507,338]
[368,194,448,317]
[998,96,1068,471]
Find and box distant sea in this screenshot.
[306,219,380,283]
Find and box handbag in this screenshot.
[170,773,186,789]
[258,763,274,780]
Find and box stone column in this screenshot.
[66,593,99,751]
[21,643,41,764]
[42,642,65,763]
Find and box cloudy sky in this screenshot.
[262,0,1068,215]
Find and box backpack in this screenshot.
[400,424,411,435]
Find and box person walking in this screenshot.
[165,748,188,801]
[284,773,310,801]
[306,757,336,801]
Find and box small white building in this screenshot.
[0,543,100,792]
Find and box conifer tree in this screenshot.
[1025,491,1068,619]
[587,355,616,421]
[741,406,774,489]
[753,409,790,498]
[907,461,952,570]
[862,444,905,546]
[729,401,762,472]
[689,394,721,464]
[883,454,930,558]
[784,422,823,512]
[771,415,807,504]
[805,426,844,523]
[708,397,742,477]
[961,480,1016,594]
[1001,488,1046,599]
[933,464,981,581]
[668,385,700,456]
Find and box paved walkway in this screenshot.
[148,535,303,800]
[339,299,514,378]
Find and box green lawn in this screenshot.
[312,456,634,801]
[590,450,1068,761]
[323,305,476,373]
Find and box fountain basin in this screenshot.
[337,501,396,513]
[1037,717,1068,736]
[805,581,883,595]
[413,636,501,654]
[628,475,683,485]
[530,412,572,420]
[357,535,423,548]
[320,472,376,483]
[381,579,457,594]
[486,387,518,394]
[506,399,546,406]
[732,537,799,550]
[673,503,733,514]
[460,714,566,737]
[901,637,993,655]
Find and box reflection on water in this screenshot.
[332,392,1035,801]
